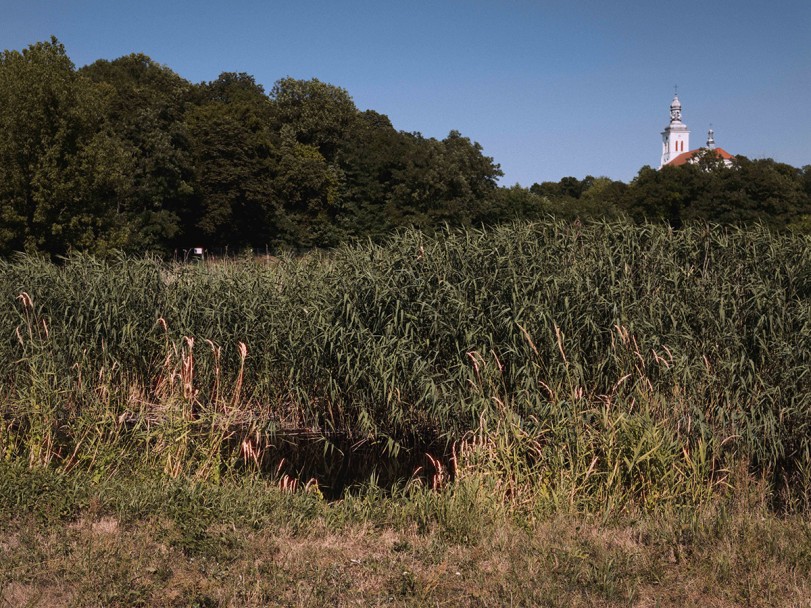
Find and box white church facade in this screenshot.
[660,93,733,168]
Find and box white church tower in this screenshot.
[660,92,690,167]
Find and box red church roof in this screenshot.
[668,147,733,166]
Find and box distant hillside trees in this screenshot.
[527,158,811,231]
[618,156,811,230]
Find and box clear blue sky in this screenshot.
[3,0,810,185]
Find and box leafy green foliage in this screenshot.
[526,159,811,231]
[0,38,129,255]
[618,157,811,229]
[184,79,276,248]
[80,53,196,250]
[0,39,507,255]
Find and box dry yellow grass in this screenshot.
[2,499,810,607]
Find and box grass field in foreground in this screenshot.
[1,465,810,607]
[0,219,810,605]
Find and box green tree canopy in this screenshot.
[270,77,358,162]
[80,53,196,250]
[184,95,276,248]
[618,156,811,230]
[0,38,136,254]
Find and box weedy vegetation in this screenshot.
[1,219,810,606]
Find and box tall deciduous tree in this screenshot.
[80,53,195,250]
[272,129,346,248]
[335,110,410,239]
[385,131,502,229]
[184,72,277,248]
[0,38,135,255]
[263,77,365,247]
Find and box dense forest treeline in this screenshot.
[1,38,810,257]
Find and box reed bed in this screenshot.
[0,219,809,508]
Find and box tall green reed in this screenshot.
[0,220,808,507]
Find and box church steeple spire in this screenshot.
[706,125,716,150]
[669,90,683,123]
[661,89,690,167]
